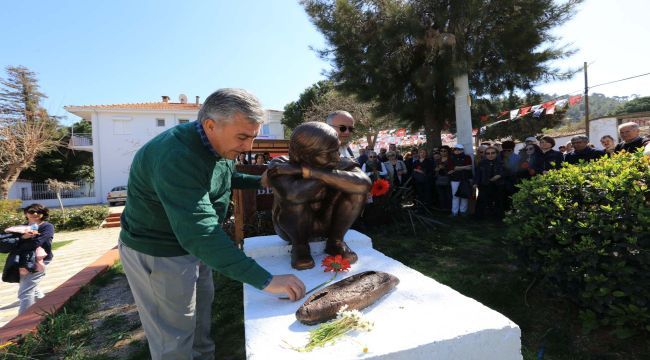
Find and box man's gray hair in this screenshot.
[198,88,265,124]
[618,121,639,131]
[325,110,353,125]
[571,134,589,142]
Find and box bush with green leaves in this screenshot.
[0,205,109,232]
[506,151,650,337]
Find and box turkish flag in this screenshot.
[396,128,406,137]
[519,106,532,116]
[569,95,583,106]
[542,101,556,110]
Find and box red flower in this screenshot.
[370,179,390,197]
[321,255,351,273]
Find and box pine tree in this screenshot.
[301,0,582,147]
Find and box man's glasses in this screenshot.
[485,151,498,155]
[27,210,41,215]
[332,125,354,133]
[369,155,377,158]
[526,147,535,151]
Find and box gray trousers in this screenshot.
[119,241,215,360]
[18,269,46,314]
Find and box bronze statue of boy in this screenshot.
[267,122,371,270]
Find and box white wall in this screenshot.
[92,109,284,203]
[20,197,99,209]
[8,180,32,201]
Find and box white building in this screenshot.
[65,94,285,204]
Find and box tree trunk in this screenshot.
[423,107,443,150]
[0,164,23,199]
[453,73,474,157]
[366,132,378,150]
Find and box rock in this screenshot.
[296,271,399,325]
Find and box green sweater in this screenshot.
[120,122,271,289]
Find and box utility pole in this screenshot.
[584,61,590,139]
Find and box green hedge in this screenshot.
[0,205,109,232]
[506,151,650,337]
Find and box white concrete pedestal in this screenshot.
[243,230,522,359]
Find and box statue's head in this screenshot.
[289,121,340,168]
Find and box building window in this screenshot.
[113,118,132,135]
[156,118,166,127]
[178,119,190,124]
[262,124,270,135]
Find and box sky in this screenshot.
[1,0,649,126]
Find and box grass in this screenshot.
[0,240,74,273]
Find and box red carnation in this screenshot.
[371,179,390,197]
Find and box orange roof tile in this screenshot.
[67,102,201,111]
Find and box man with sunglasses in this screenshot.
[326,110,356,159]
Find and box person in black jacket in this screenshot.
[565,135,605,164]
[474,146,505,220]
[9,204,55,314]
[614,122,644,153]
[517,144,545,181]
[539,136,564,173]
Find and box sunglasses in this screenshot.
[369,155,377,158]
[502,149,513,152]
[526,147,535,151]
[485,151,498,155]
[332,125,354,133]
[27,210,41,215]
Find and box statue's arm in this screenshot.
[307,166,371,194]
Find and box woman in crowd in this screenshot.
[539,136,564,173]
[236,152,249,165]
[600,135,617,155]
[517,144,544,181]
[17,204,54,314]
[384,151,407,188]
[447,144,473,216]
[474,146,505,220]
[361,151,388,181]
[254,153,267,165]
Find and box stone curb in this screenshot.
[0,247,120,345]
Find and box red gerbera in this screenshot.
[321,255,351,273]
[370,179,390,197]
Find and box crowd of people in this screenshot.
[352,121,649,220]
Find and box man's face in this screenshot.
[619,126,640,142]
[359,148,366,155]
[203,113,260,160]
[571,139,588,151]
[329,114,354,145]
[389,144,396,152]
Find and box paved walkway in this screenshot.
[0,226,121,328]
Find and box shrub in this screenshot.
[0,199,22,214]
[506,151,650,337]
[0,205,109,232]
[49,206,110,231]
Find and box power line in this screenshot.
[589,72,650,90]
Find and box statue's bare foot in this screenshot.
[291,244,315,270]
[325,240,358,264]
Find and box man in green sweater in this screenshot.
[119,88,305,360]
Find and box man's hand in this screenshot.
[267,164,302,178]
[264,274,306,301]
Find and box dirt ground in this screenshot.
[81,274,148,359]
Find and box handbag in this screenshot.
[435,175,450,186]
[454,180,472,199]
